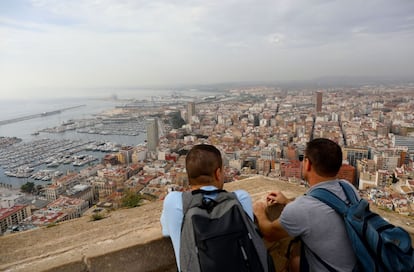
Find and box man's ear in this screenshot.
[304,159,312,172]
[214,167,222,181]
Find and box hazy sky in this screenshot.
[1,0,414,99]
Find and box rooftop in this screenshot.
[0,205,26,220]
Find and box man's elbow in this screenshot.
[262,231,276,242]
[262,222,289,242]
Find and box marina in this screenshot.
[38,116,146,136]
[0,90,216,188]
[0,138,123,187]
[0,97,142,188]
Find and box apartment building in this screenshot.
[0,205,31,234]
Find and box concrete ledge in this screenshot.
[8,177,412,271]
[2,177,306,272]
[0,197,174,272]
[86,237,176,272]
[11,237,177,272]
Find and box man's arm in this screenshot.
[266,191,295,205]
[233,189,254,221]
[254,201,290,242]
[160,192,183,237]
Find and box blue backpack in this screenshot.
[309,181,414,272]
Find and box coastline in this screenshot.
[0,98,135,188]
[0,90,218,188]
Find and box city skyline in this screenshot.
[1,0,414,99]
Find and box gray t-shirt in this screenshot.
[280,180,358,272]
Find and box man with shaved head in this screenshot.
[161,144,254,271]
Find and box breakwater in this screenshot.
[0,105,86,126]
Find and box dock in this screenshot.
[0,105,86,126]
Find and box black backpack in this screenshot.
[180,189,275,272]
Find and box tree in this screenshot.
[168,111,186,129]
[21,182,35,193]
[91,213,105,221]
[35,185,44,194]
[121,190,142,208]
[391,173,399,184]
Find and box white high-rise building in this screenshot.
[187,102,196,124]
[146,118,159,152]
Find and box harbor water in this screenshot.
[0,98,139,188]
[0,89,220,188]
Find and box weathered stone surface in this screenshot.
[0,176,299,271]
[86,237,176,272]
[1,176,412,272]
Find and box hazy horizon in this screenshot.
[1,0,414,99]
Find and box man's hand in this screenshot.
[266,191,290,205]
[253,198,290,242]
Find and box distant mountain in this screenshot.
[309,75,414,87]
[103,75,414,95]
[171,75,414,92]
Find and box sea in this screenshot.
[0,88,219,188]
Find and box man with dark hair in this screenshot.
[254,138,359,271]
[160,144,254,271]
[184,144,224,188]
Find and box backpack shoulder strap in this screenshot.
[182,191,195,215]
[308,186,348,215]
[338,180,359,205]
[182,189,233,214]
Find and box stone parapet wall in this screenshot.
[2,176,411,272]
[1,176,305,272]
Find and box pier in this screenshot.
[0,105,86,126]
